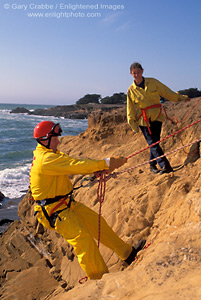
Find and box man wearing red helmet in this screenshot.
[33,120,62,150]
[30,121,146,280]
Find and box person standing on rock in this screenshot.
[29,121,146,280]
[127,62,190,175]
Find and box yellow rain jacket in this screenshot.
[127,77,188,133]
[29,144,132,280]
[30,144,109,201]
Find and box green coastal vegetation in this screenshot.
[76,92,126,105]
[76,88,201,105]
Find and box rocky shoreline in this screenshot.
[10,103,126,119]
[1,98,201,300]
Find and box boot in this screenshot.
[124,239,146,265]
[150,165,160,174]
[160,165,173,175]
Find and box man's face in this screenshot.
[130,67,143,84]
[49,136,60,153]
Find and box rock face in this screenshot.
[1,98,201,299]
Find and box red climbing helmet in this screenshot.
[33,121,62,140]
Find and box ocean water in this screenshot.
[0,103,88,226]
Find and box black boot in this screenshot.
[150,165,160,174]
[160,165,173,175]
[124,239,146,265]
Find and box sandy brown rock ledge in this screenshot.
[1,99,201,300]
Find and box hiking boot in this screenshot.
[160,165,174,175]
[150,165,160,174]
[124,239,146,265]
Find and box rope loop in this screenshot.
[79,276,88,284]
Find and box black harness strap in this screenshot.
[41,205,55,228]
[35,191,75,228]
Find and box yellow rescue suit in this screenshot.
[30,144,132,279]
[127,77,189,133]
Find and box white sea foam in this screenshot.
[0,103,88,201]
[0,164,31,199]
[0,109,11,113]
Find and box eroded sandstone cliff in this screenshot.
[1,98,201,300]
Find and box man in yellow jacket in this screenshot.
[30,120,146,280]
[127,62,189,175]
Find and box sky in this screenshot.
[0,0,201,105]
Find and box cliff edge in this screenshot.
[1,98,201,300]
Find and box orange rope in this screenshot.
[126,118,201,160]
[163,97,201,154]
[163,97,201,125]
[95,171,107,247]
[79,100,201,284]
[116,137,201,175]
[79,171,107,284]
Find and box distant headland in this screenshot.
[10,103,126,119]
[10,93,127,119]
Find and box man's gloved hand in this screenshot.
[108,156,127,173]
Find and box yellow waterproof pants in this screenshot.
[53,201,132,280]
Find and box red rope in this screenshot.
[79,276,88,284]
[95,171,107,247]
[117,137,201,175]
[163,97,201,125]
[126,118,201,160]
[163,97,201,154]
[127,98,201,161]
[78,171,106,285]
[78,100,201,284]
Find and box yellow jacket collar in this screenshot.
[36,143,60,154]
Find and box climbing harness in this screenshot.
[33,175,95,230]
[34,191,75,229]
[138,104,162,134]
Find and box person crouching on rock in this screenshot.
[127,62,190,175]
[29,120,146,280]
